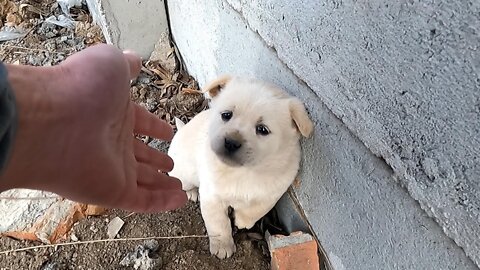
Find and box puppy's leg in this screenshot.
[169,168,199,202]
[200,197,236,259]
[234,200,276,229]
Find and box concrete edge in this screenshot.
[85,0,113,45]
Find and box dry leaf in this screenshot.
[182,87,202,95]
[5,12,21,26]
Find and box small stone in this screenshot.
[40,261,59,270]
[107,217,124,239]
[143,240,160,251]
[149,32,177,74]
[120,241,161,270]
[70,233,78,242]
[89,224,98,234]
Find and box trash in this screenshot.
[120,240,161,270]
[57,0,83,16]
[0,27,26,41]
[107,216,125,239]
[44,14,75,29]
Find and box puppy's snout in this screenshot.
[224,137,242,153]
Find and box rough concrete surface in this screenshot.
[223,0,480,266]
[0,190,56,235]
[167,0,479,269]
[86,0,169,58]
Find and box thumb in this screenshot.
[123,50,142,80]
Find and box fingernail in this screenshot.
[123,50,142,60]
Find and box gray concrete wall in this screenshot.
[86,0,169,58]
[167,0,479,269]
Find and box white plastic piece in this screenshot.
[57,0,83,16]
[45,15,75,29]
[0,28,26,42]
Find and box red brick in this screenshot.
[269,232,320,270]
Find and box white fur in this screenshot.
[168,76,313,259]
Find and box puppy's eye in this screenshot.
[256,124,270,136]
[221,111,233,121]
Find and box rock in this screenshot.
[120,240,162,270]
[0,189,104,244]
[70,233,79,242]
[106,216,124,239]
[84,205,107,216]
[148,32,177,74]
[40,261,59,270]
[148,139,170,153]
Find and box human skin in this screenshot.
[0,44,187,212]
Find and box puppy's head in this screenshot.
[204,75,313,167]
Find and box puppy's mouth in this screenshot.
[215,151,245,167]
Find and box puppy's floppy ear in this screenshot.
[203,75,232,98]
[289,98,314,137]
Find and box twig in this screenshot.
[0,235,211,255]
[123,212,136,219]
[0,44,68,54]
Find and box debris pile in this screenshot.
[0,0,104,65]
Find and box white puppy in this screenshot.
[168,76,313,259]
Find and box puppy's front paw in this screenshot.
[186,188,199,202]
[209,236,236,259]
[234,211,256,229]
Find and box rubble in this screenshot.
[0,189,106,244]
[120,240,162,270]
[106,216,124,239]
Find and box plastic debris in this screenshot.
[57,0,83,16]
[45,15,75,29]
[0,27,26,42]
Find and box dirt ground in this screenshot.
[0,203,269,270]
[0,1,271,269]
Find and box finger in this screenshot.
[123,186,188,213]
[134,103,174,140]
[134,139,174,172]
[137,162,182,189]
[123,50,142,79]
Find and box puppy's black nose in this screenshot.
[224,138,242,153]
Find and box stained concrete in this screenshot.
[167,0,479,269]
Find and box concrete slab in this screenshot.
[86,0,169,58]
[0,189,105,244]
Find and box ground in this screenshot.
[0,203,269,270]
[0,1,270,269]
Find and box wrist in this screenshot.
[0,64,66,190]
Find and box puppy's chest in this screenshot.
[204,169,280,203]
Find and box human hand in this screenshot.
[0,44,187,212]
